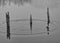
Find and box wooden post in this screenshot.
[6,11,10,40]
[47,8,50,26]
[30,14,32,34]
[46,8,50,35]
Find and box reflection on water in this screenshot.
[0,0,32,7]
[0,0,7,7]
[0,0,60,9]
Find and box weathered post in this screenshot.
[46,8,50,35]
[6,11,10,40]
[30,14,32,34]
[47,8,50,26]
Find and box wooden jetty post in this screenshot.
[46,8,50,35]
[30,14,32,35]
[6,11,10,40]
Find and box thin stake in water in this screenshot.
[30,14,32,34]
[47,8,50,26]
[46,8,50,35]
[6,11,10,40]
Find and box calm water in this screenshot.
[0,1,60,43]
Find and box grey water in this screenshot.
[0,0,60,43]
